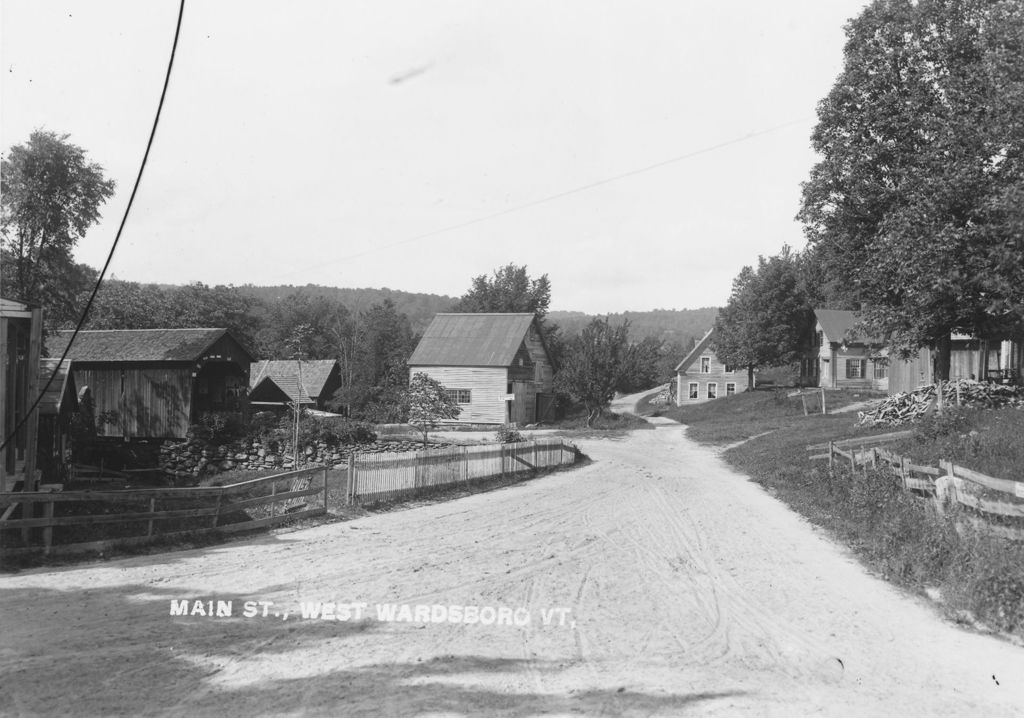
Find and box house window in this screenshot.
[873,361,888,379]
[700,357,711,373]
[688,382,699,399]
[723,364,735,373]
[726,382,736,396]
[818,331,824,347]
[846,359,866,379]
[445,389,472,404]
[707,382,718,399]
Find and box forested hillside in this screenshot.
[549,308,718,343]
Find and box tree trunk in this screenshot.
[747,364,755,390]
[933,334,952,381]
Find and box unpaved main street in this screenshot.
[2,416,1023,717]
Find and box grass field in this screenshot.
[648,389,1024,639]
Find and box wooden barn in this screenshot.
[1,297,43,491]
[887,337,1020,394]
[674,327,749,404]
[408,313,555,425]
[249,359,342,411]
[801,309,888,392]
[48,328,254,440]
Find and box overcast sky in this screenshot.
[2,1,870,313]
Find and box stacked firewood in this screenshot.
[857,380,1024,426]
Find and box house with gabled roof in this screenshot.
[49,328,253,440]
[249,359,341,410]
[801,309,888,391]
[674,327,749,404]
[408,313,555,425]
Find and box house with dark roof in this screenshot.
[408,313,555,425]
[249,359,342,410]
[801,309,888,391]
[674,327,749,405]
[49,328,254,440]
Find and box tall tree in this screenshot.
[1,131,115,321]
[256,291,351,360]
[405,372,461,446]
[798,0,1024,377]
[714,249,812,387]
[454,263,552,318]
[555,317,631,426]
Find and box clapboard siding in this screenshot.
[411,366,508,424]
[523,330,554,390]
[73,366,192,438]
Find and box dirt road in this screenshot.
[2,413,1023,716]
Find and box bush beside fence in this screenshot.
[346,438,579,506]
[813,436,1024,541]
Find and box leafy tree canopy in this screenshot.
[798,0,1024,373]
[554,317,631,425]
[1,131,115,324]
[454,263,552,319]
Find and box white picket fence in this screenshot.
[346,439,579,505]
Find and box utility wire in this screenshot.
[281,116,812,276]
[0,0,186,456]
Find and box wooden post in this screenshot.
[899,456,908,488]
[801,394,808,416]
[42,500,54,554]
[861,445,868,479]
[821,387,826,415]
[148,497,156,536]
[323,466,329,511]
[849,448,856,474]
[956,381,962,406]
[347,454,355,505]
[212,492,222,528]
[936,380,944,416]
[828,441,834,473]
[23,307,42,492]
[270,480,277,518]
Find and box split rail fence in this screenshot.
[346,438,579,506]
[812,435,1024,541]
[0,466,328,560]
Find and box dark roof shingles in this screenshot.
[408,313,537,367]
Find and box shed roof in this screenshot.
[48,328,246,362]
[408,313,539,367]
[814,309,882,345]
[39,358,76,415]
[249,359,337,403]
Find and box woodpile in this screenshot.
[857,380,1024,427]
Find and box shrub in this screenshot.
[495,425,525,443]
[193,411,246,445]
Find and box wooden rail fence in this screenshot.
[0,466,329,560]
[814,439,1024,541]
[346,438,579,506]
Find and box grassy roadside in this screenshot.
[654,389,1024,640]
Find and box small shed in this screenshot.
[249,359,342,410]
[408,313,555,425]
[49,328,254,440]
[674,327,749,404]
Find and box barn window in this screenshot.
[726,382,736,396]
[700,357,711,373]
[873,361,888,379]
[707,382,718,399]
[445,389,472,404]
[688,382,698,399]
[846,359,866,379]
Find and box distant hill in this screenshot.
[236,284,457,333]
[548,307,718,343]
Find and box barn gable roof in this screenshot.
[408,313,540,367]
[249,359,337,403]
[674,327,715,373]
[48,328,251,363]
[814,309,882,345]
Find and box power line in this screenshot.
[280,116,812,277]
[0,0,186,456]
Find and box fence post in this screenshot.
[212,493,221,528]
[270,479,277,518]
[861,445,868,479]
[899,456,908,488]
[323,466,329,511]
[821,387,826,415]
[148,497,156,536]
[463,446,469,485]
[827,441,834,473]
[347,454,355,505]
[43,501,54,554]
[849,447,856,474]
